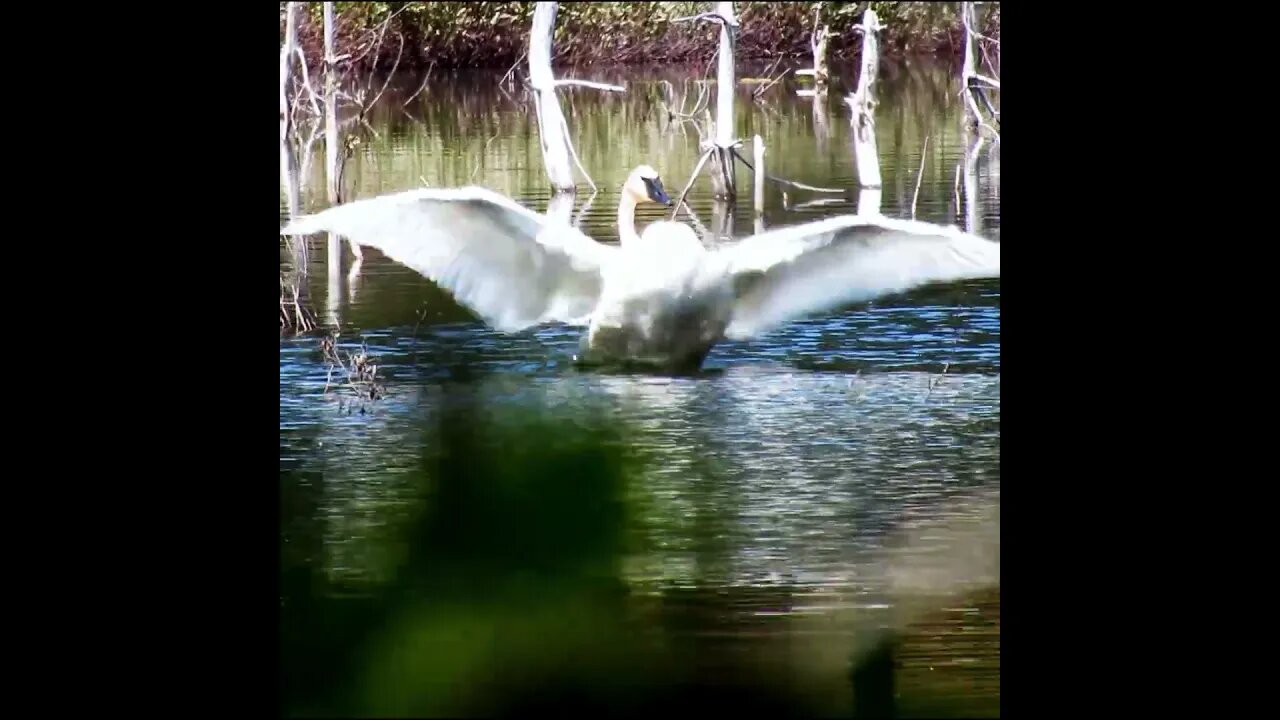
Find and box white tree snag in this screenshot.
[811,8,829,91]
[527,2,624,195]
[845,7,882,202]
[961,2,999,139]
[529,3,574,193]
[715,2,735,150]
[280,2,301,142]
[669,4,740,204]
[323,2,341,205]
[280,0,302,238]
[711,1,738,199]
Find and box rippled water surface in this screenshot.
[280,58,999,717]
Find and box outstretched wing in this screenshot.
[714,215,1000,339]
[281,187,617,332]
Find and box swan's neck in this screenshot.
[617,192,641,247]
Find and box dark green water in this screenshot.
[280,58,999,717]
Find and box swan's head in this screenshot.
[623,165,672,206]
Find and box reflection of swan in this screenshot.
[281,165,1001,372]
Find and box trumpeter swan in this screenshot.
[280,165,1000,372]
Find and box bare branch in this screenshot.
[752,66,791,101]
[293,46,323,117]
[766,175,844,194]
[500,52,523,87]
[971,73,1000,90]
[365,32,404,111]
[402,61,435,107]
[671,148,714,220]
[960,2,1000,139]
[554,79,626,92]
[791,197,847,210]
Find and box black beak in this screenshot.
[644,177,672,205]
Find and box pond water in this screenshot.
[280,58,999,717]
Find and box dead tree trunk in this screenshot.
[961,2,1000,139]
[811,9,830,91]
[528,2,624,197]
[845,8,882,216]
[280,1,302,226]
[280,2,301,143]
[669,3,742,206]
[529,3,573,194]
[710,1,738,199]
[323,2,341,205]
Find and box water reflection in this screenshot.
[280,58,999,717]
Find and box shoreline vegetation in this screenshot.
[283,2,1000,76]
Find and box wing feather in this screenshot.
[715,215,1000,339]
[281,187,617,332]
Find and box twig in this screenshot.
[293,46,323,116]
[911,136,929,219]
[752,67,791,101]
[402,60,435,107]
[671,148,714,220]
[365,32,404,111]
[554,79,626,92]
[500,53,522,87]
[470,134,501,181]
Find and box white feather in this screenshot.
[281,186,617,332]
[715,214,1000,339]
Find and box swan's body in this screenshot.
[281,165,1000,372]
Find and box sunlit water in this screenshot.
[280,59,999,717]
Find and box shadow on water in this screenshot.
[282,385,998,717]
[281,56,999,718]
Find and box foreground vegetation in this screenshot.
[284,2,1000,74]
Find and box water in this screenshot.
[280,59,999,717]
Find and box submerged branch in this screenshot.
[911,135,929,219]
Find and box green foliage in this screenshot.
[282,1,999,73]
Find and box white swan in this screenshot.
[280,165,1000,372]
